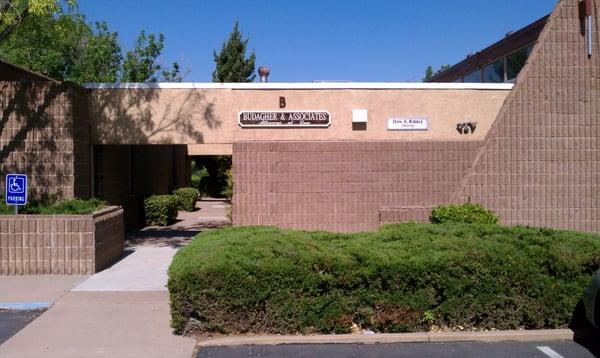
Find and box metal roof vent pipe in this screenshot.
[258,66,270,83]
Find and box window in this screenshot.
[506,45,533,81]
[463,69,481,83]
[483,59,505,83]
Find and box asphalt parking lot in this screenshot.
[197,339,600,358]
[0,309,45,345]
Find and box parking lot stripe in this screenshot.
[537,346,565,358]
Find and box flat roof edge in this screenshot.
[82,82,514,90]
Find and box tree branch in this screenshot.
[0,7,28,43]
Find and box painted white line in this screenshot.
[537,346,565,358]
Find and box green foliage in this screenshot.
[194,156,231,198]
[0,6,180,83]
[173,187,199,212]
[190,161,209,196]
[144,195,178,226]
[0,11,121,82]
[0,196,105,215]
[0,0,76,42]
[430,203,499,225]
[223,169,233,222]
[423,64,451,81]
[222,169,233,200]
[212,21,256,83]
[121,30,180,82]
[169,223,600,335]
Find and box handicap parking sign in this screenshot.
[5,174,27,205]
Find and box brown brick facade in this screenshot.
[0,81,91,200]
[233,0,600,233]
[456,0,600,233]
[232,141,479,232]
[0,206,124,275]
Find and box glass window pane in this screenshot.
[463,69,481,83]
[483,59,505,83]
[506,45,533,80]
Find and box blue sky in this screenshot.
[79,1,557,82]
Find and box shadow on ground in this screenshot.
[126,220,228,248]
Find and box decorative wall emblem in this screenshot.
[456,122,477,135]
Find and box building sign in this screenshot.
[5,174,27,206]
[239,111,331,127]
[387,117,428,131]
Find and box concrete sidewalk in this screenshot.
[0,200,229,358]
[0,275,87,308]
[0,292,194,358]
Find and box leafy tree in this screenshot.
[0,0,75,42]
[424,66,434,81]
[212,21,256,83]
[69,21,122,83]
[122,31,169,82]
[423,64,451,81]
[161,62,183,82]
[0,7,181,83]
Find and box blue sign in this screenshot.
[5,174,27,205]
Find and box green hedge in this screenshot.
[0,196,105,215]
[168,223,600,335]
[430,203,499,225]
[173,187,199,212]
[144,195,178,226]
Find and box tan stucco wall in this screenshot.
[89,88,510,154]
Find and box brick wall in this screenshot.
[0,81,91,200]
[233,141,479,232]
[456,0,600,233]
[0,206,124,275]
[93,144,189,229]
[233,0,600,234]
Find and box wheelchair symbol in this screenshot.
[8,177,24,194]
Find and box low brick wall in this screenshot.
[379,205,434,226]
[0,206,124,275]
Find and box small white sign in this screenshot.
[387,117,428,131]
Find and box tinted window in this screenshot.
[483,59,504,83]
[463,69,481,83]
[506,45,532,81]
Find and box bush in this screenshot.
[144,195,178,226]
[0,196,105,215]
[168,223,600,335]
[222,169,233,222]
[173,187,199,212]
[191,162,209,196]
[430,203,499,224]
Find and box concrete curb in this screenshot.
[197,329,575,347]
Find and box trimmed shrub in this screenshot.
[430,203,499,224]
[168,223,600,335]
[191,161,209,196]
[144,195,178,226]
[0,196,105,215]
[173,187,199,212]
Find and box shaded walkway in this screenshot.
[74,199,229,291]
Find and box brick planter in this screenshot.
[0,206,124,275]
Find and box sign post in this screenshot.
[5,174,27,214]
